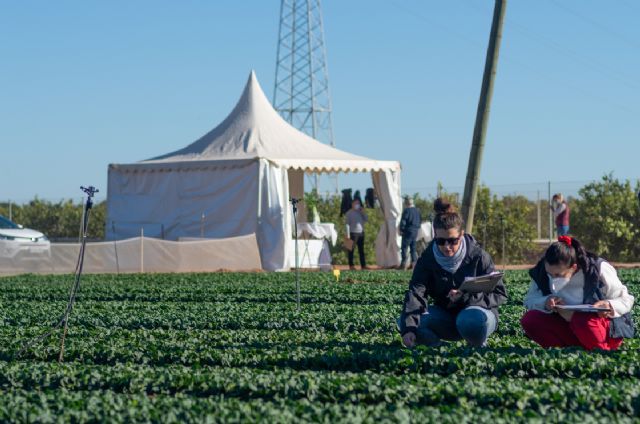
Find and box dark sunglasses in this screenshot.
[434,236,461,246]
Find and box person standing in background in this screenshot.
[551,193,570,236]
[399,196,421,270]
[345,199,369,270]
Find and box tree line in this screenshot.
[1,174,638,263]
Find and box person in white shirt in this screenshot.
[344,199,369,270]
[521,236,634,350]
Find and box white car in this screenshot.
[0,215,51,258]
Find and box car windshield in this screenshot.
[0,215,19,229]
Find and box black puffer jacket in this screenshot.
[400,234,508,336]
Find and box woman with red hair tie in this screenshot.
[521,236,635,350]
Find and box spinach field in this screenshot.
[1,270,639,423]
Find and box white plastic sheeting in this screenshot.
[107,160,259,241]
[0,234,261,275]
[372,169,402,268]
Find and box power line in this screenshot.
[389,1,638,115]
[461,0,640,91]
[389,0,486,49]
[546,0,640,51]
[619,0,640,13]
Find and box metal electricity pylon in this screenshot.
[273,0,336,191]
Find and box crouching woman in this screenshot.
[398,198,508,348]
[521,236,635,350]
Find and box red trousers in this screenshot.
[521,309,623,351]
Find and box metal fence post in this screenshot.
[140,227,144,273]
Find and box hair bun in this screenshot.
[433,197,456,215]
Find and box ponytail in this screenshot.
[544,235,595,272]
[569,237,589,271]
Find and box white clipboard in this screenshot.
[458,271,503,294]
[555,304,611,313]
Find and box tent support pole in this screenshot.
[291,198,301,312]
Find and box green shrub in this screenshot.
[571,174,640,261]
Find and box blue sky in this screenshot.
[1,1,638,203]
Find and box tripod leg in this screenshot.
[58,321,68,363]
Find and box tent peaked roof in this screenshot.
[142,71,399,173]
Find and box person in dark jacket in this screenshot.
[399,196,422,270]
[398,198,508,348]
[521,236,634,350]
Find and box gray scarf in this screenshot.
[432,236,467,274]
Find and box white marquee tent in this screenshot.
[106,71,402,271]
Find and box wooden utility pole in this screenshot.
[461,0,507,234]
[548,181,552,241]
[537,190,541,239]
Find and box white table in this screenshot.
[417,221,433,243]
[296,222,338,246]
[289,239,332,270]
